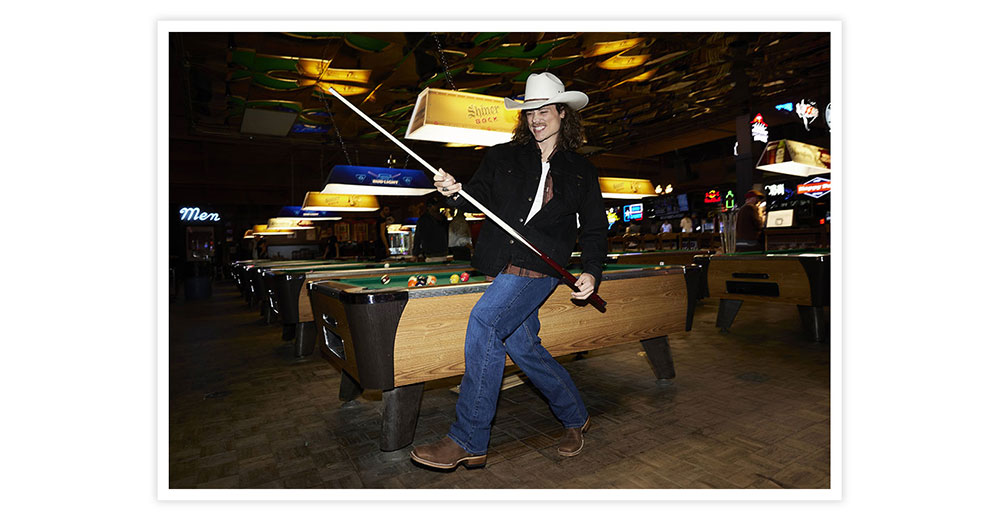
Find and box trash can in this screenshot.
[183,261,213,300]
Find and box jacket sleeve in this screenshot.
[576,161,608,285]
[444,145,499,214]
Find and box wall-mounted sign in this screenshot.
[605,208,620,230]
[751,113,768,143]
[776,102,794,112]
[624,203,644,221]
[179,207,221,222]
[764,183,785,197]
[797,177,831,198]
[704,189,722,204]
[796,99,820,131]
[724,190,736,210]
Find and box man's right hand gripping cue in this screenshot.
[433,169,462,197]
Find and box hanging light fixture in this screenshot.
[598,177,657,199]
[301,192,380,212]
[267,218,315,230]
[277,206,342,221]
[251,224,294,237]
[756,139,831,177]
[320,165,436,196]
[404,88,518,147]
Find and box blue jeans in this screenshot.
[447,274,590,454]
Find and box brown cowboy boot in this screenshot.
[410,436,487,470]
[557,417,591,457]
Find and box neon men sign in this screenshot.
[179,207,221,222]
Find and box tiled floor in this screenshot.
[169,280,830,489]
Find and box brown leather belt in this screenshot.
[485,262,549,282]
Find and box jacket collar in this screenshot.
[510,142,576,172]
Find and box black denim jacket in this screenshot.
[445,142,607,284]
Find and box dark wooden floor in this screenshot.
[169,280,830,489]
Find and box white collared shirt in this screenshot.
[525,161,550,223]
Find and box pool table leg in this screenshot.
[338,371,363,402]
[797,305,826,343]
[641,336,676,380]
[263,300,277,325]
[717,298,743,333]
[381,383,424,451]
[293,321,316,357]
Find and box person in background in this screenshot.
[254,238,268,259]
[376,205,394,260]
[322,228,340,260]
[659,220,673,233]
[626,220,642,235]
[412,199,450,261]
[680,213,693,233]
[625,219,642,248]
[735,189,765,252]
[448,210,473,260]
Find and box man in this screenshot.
[412,199,449,262]
[410,72,606,470]
[680,213,693,233]
[375,205,393,260]
[735,189,765,251]
[322,229,339,260]
[447,210,473,260]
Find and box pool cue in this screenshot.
[327,86,607,312]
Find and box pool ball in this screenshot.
[407,276,418,287]
[459,272,470,282]
[416,275,428,287]
[427,275,437,285]
[380,274,391,285]
[384,263,390,268]
[449,274,460,284]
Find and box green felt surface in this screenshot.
[343,264,664,290]
[268,260,465,274]
[348,270,487,289]
[723,248,830,256]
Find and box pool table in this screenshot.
[569,249,713,267]
[245,259,399,314]
[231,259,328,302]
[233,259,349,307]
[698,250,830,341]
[264,261,474,355]
[307,264,701,451]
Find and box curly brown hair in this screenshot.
[510,103,586,152]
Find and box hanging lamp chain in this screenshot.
[432,33,457,90]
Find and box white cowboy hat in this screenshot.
[503,72,589,111]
